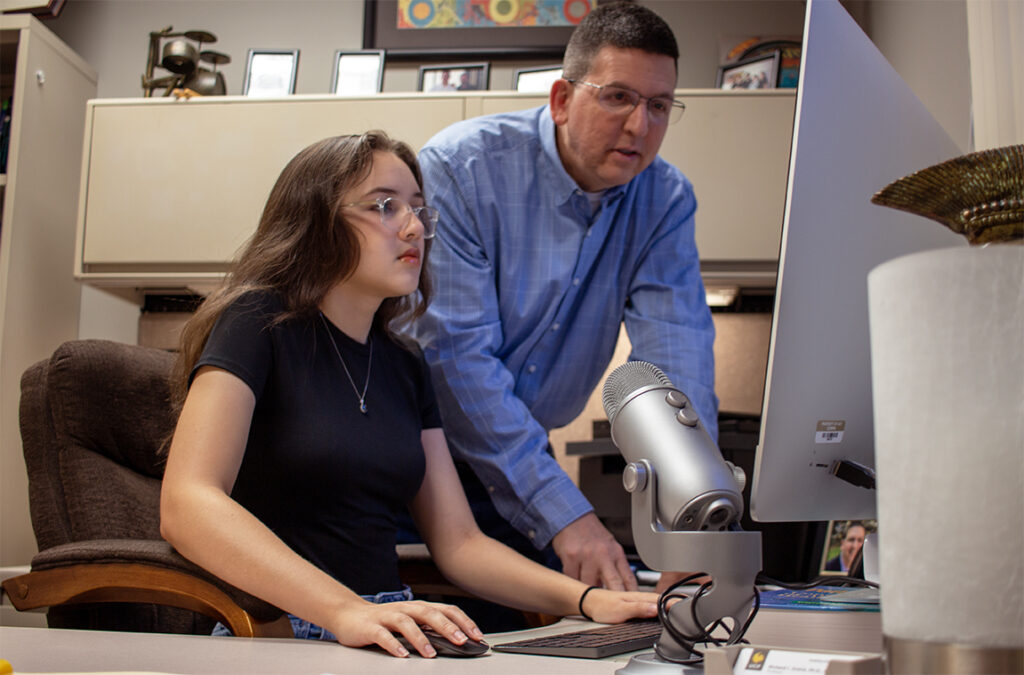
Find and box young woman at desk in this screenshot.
[159,132,659,659]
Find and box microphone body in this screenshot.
[602,361,743,532]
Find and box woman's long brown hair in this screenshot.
[168,131,433,412]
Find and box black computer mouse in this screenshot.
[396,627,490,658]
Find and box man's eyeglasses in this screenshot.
[565,79,686,125]
[341,196,439,239]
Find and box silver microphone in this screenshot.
[602,361,744,532]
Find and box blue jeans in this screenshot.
[211,585,413,640]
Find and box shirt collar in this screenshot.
[538,106,628,207]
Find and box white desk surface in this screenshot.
[0,610,881,674]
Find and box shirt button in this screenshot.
[572,278,581,286]
[527,365,537,373]
[528,530,537,540]
[487,485,496,493]
[551,323,560,331]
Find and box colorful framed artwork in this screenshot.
[364,0,594,59]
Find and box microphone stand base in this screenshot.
[615,651,703,674]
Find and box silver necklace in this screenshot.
[319,312,372,414]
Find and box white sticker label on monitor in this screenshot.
[815,420,845,443]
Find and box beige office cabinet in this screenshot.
[661,90,794,272]
[76,94,468,287]
[0,14,97,566]
[76,90,793,290]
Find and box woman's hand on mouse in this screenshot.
[581,588,660,624]
[328,599,484,658]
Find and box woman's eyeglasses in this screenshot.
[342,196,439,239]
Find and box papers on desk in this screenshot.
[757,587,880,612]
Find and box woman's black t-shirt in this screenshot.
[193,290,442,595]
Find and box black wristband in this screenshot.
[578,585,599,622]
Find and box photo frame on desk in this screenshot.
[243,48,299,97]
[820,520,875,577]
[716,51,780,90]
[418,63,489,92]
[513,65,563,93]
[331,49,385,95]
[363,0,585,60]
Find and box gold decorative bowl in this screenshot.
[871,144,1023,245]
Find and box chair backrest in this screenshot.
[20,339,177,552]
[18,339,215,633]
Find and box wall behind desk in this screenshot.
[47,1,806,96]
[45,1,970,147]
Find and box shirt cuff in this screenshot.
[510,474,594,549]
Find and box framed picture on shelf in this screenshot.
[331,49,385,95]
[364,0,589,59]
[716,51,780,90]
[512,65,563,93]
[243,48,300,97]
[418,63,489,92]
[738,40,802,88]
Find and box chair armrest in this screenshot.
[3,539,291,638]
[2,564,292,638]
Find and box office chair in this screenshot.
[2,339,291,636]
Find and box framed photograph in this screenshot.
[418,63,489,92]
[738,40,802,88]
[820,520,876,577]
[363,0,590,60]
[513,65,563,93]
[243,49,300,97]
[716,51,780,90]
[331,49,385,95]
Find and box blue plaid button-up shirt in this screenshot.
[413,105,717,549]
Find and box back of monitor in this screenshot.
[749,0,965,522]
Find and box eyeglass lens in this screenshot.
[598,86,683,124]
[378,197,438,238]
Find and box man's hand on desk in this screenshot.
[552,512,638,591]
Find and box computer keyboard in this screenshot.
[491,619,663,659]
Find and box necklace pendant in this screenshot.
[319,313,373,417]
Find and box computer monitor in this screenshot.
[749,0,966,523]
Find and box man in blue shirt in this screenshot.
[412,2,717,594]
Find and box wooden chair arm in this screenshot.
[2,564,292,638]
